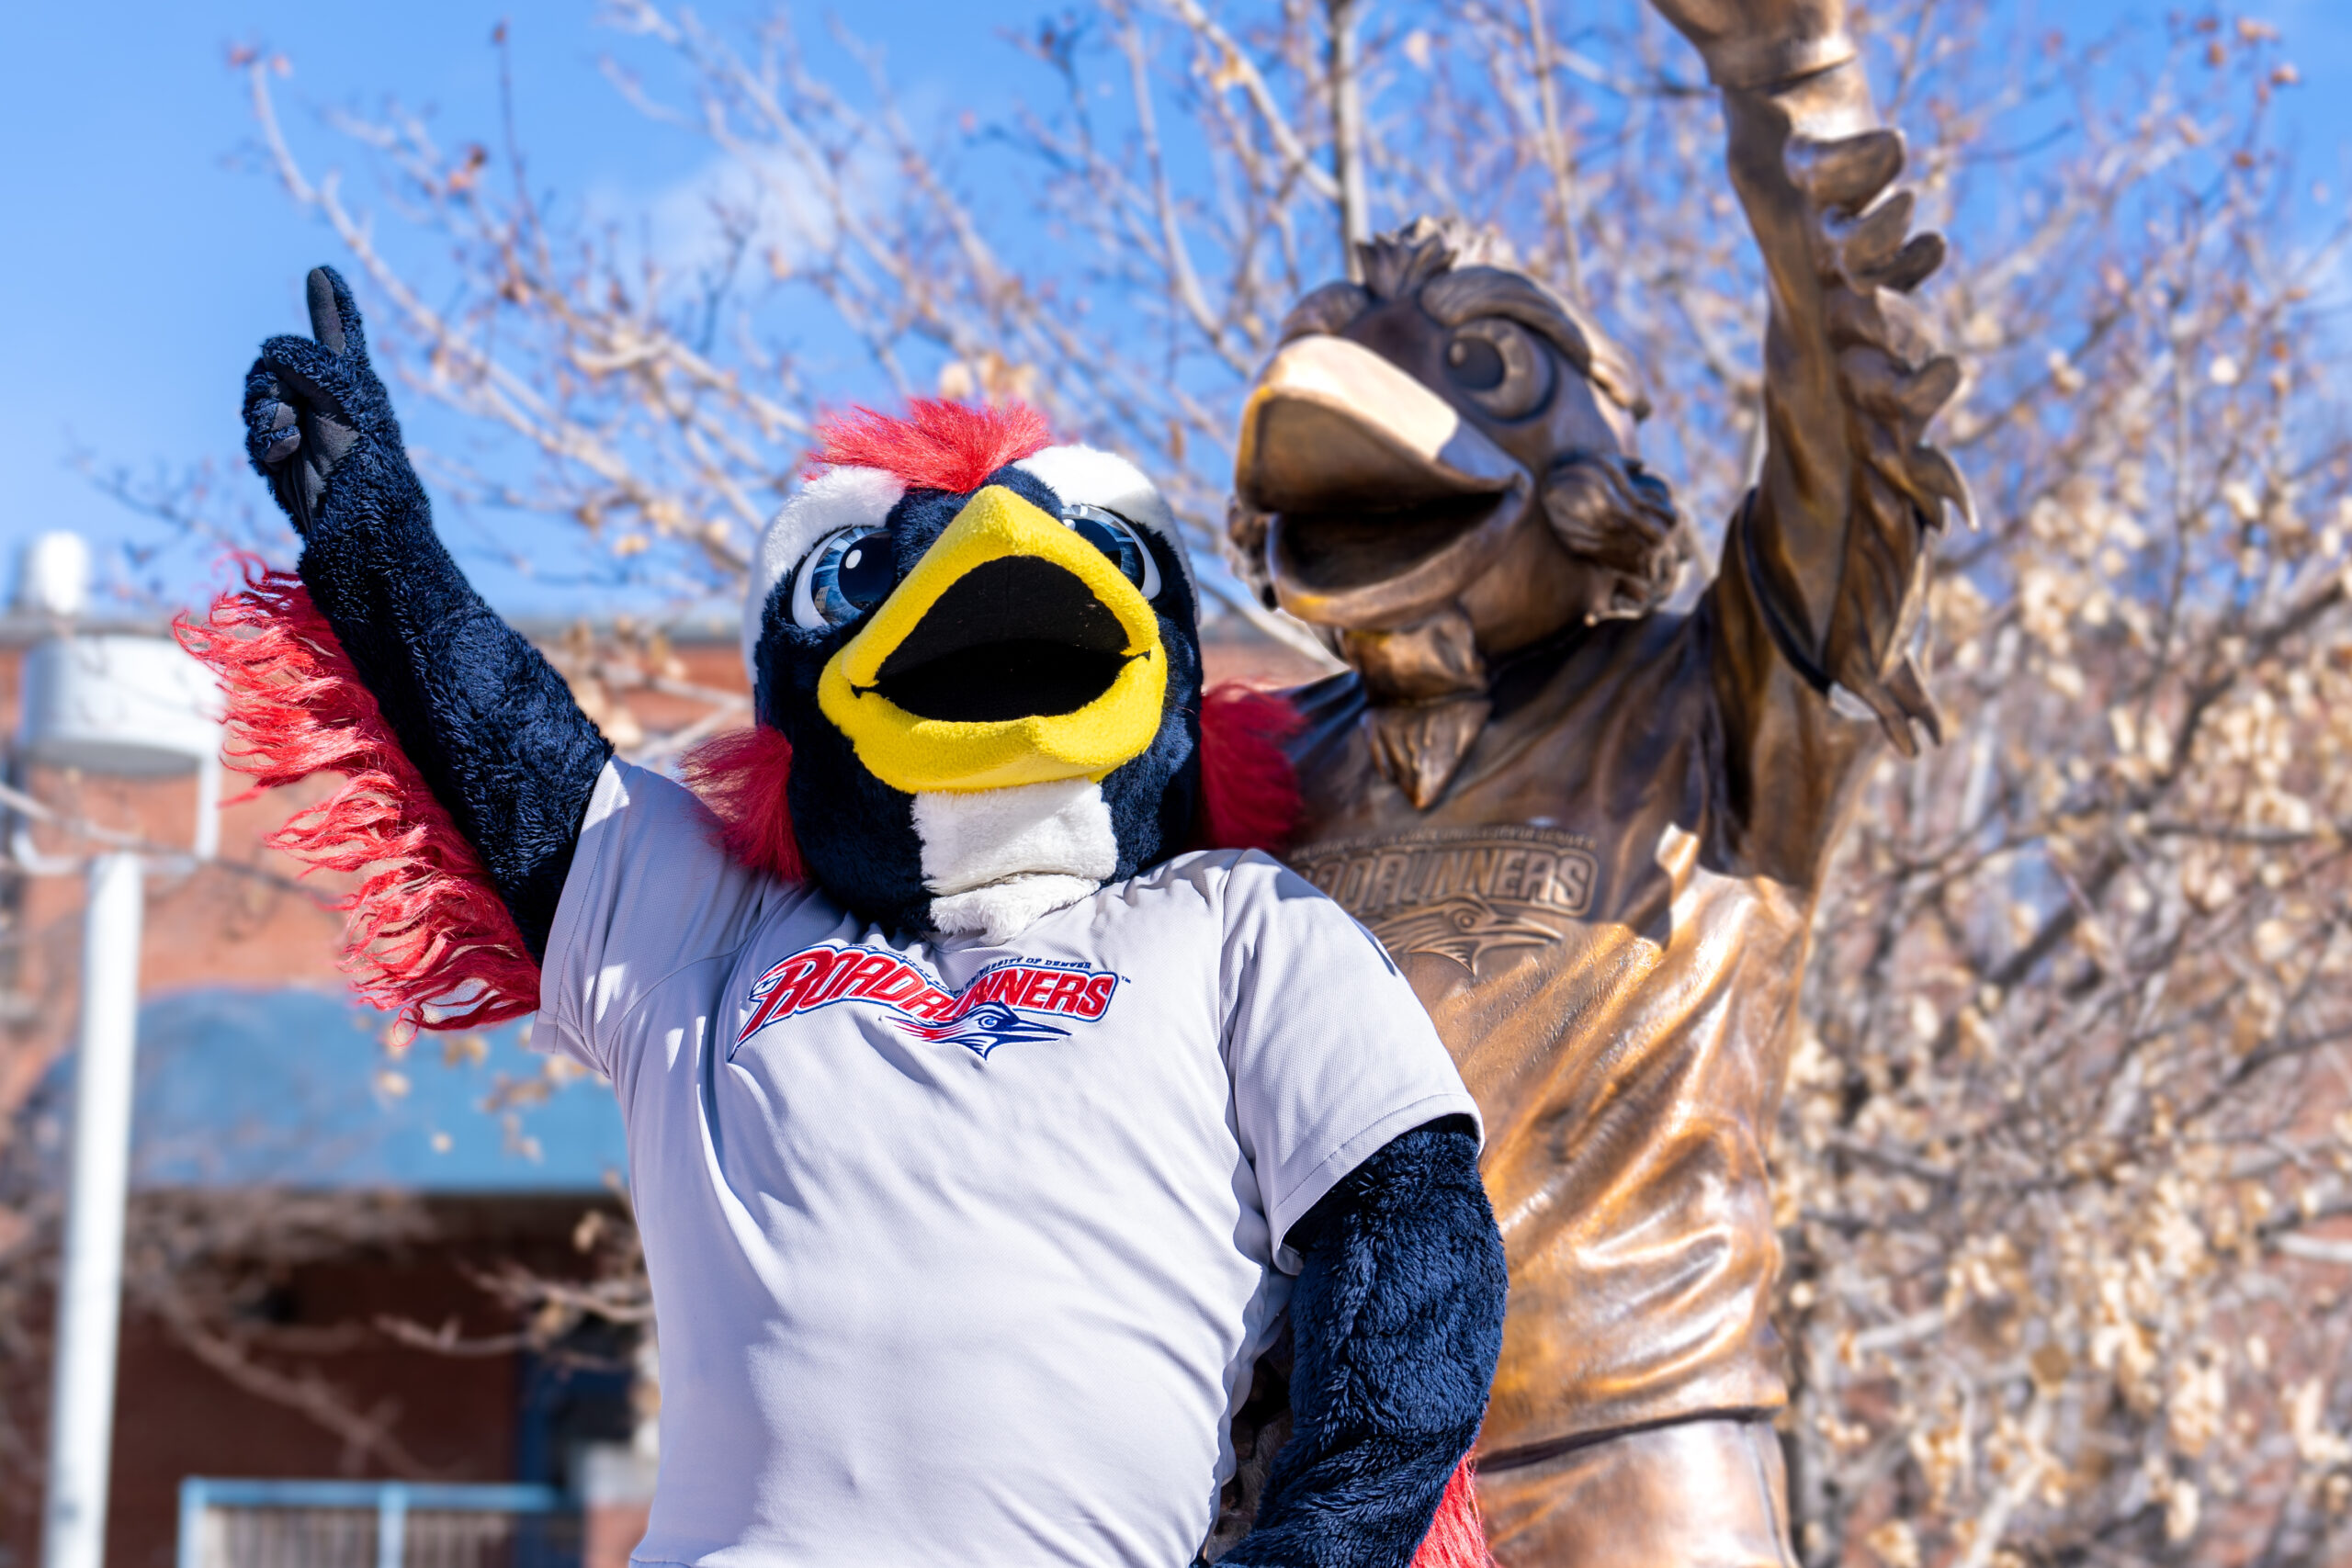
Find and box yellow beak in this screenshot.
[817,484,1169,794]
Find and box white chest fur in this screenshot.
[911,778,1119,943]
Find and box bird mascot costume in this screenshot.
[181,265,1508,1568]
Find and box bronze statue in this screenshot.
[1228,3,1965,1562]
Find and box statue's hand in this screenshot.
[1645,0,1853,89]
[1788,127,1972,530]
[243,266,402,537]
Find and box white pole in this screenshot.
[41,852,144,1568]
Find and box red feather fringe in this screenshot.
[1196,682,1306,854]
[680,726,804,883]
[174,561,541,1035]
[1412,1458,1498,1568]
[811,399,1053,494]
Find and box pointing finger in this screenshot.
[307,267,346,354]
[305,265,370,363]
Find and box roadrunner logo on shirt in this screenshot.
[735,943,1122,1060]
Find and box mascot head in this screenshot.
[724,401,1205,942]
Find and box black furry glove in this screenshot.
[237,266,611,959]
[244,267,405,538]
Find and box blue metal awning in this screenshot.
[109,987,628,1192]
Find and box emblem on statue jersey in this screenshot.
[1291,826,1600,977]
[735,942,1119,1061]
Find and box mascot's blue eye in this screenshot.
[793,528,896,630]
[1061,505,1162,599]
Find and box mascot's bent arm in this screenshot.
[243,267,610,957]
[1228,1120,1503,1568]
[231,266,1506,1568]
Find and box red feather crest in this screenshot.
[811,399,1053,494]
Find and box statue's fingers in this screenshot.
[1837,191,1915,277]
[1853,400,1928,502]
[1845,347,1962,420]
[1850,383,1967,532]
[1909,443,1977,530]
[1838,344,1898,407]
[1901,355,1962,420]
[1789,128,1905,215]
[1884,655,1943,748]
[1860,231,1946,294]
[1827,288,1940,366]
[1870,289,1940,366]
[1838,345,1939,417]
[1855,407,1909,484]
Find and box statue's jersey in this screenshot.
[1281,510,1882,1458]
[537,761,1476,1567]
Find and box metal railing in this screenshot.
[176,1478,581,1568]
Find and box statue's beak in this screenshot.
[1235,335,1534,632]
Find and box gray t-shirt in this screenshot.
[540,761,1479,1567]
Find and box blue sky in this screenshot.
[6,0,2352,617]
[1,0,1035,615]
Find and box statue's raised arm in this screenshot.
[1212,6,1977,1562]
[1654,0,1969,748]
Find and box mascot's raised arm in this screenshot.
[183,265,1507,1568]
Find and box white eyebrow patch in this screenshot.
[1014,445,1196,612]
[741,466,907,676]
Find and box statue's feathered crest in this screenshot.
[1357,218,1518,299]
[1274,218,1649,420]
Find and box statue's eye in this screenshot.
[791,528,895,629]
[1447,335,1506,389]
[1061,504,1163,600]
[1444,320,1555,421]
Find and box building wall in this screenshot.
[8,1195,624,1568]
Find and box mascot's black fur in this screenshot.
[752,461,1209,939]
[242,266,1505,1568]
